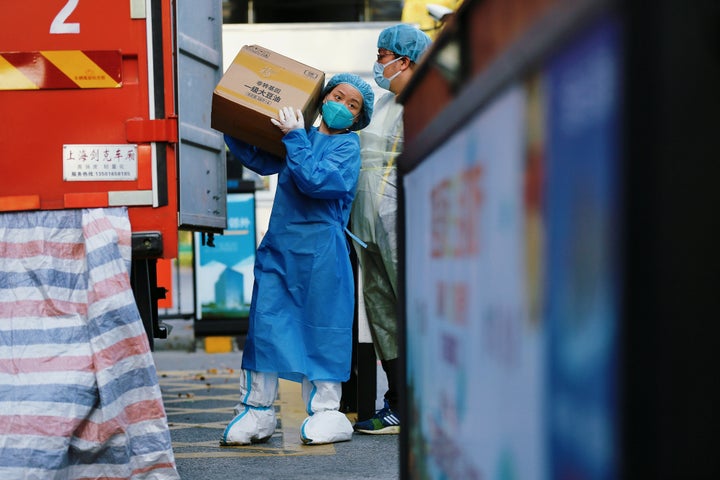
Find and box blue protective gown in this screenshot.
[224,127,361,383]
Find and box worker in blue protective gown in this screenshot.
[220,73,374,446]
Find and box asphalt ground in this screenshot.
[152,350,398,480]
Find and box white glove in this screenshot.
[270,106,304,134]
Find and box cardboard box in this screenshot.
[211,45,325,158]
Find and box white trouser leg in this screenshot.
[221,370,278,446]
[300,377,353,445]
[240,369,279,407]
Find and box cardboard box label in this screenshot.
[216,50,321,117]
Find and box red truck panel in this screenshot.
[0,0,178,258]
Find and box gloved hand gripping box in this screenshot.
[211,45,325,158]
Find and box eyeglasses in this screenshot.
[376,51,398,62]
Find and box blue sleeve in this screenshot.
[282,130,361,199]
[224,134,284,176]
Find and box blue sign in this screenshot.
[545,16,622,480]
[194,193,256,319]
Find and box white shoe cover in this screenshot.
[300,410,353,445]
[220,405,276,446]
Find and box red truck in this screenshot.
[0,0,227,348]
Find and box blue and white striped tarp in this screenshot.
[0,207,179,479]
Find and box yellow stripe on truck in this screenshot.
[0,55,38,90]
[41,50,120,89]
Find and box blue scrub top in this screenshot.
[225,128,361,383]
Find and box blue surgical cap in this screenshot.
[378,24,432,64]
[321,73,374,131]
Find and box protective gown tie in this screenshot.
[345,227,367,249]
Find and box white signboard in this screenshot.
[63,144,138,181]
[404,86,544,479]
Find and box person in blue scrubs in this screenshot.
[220,73,374,446]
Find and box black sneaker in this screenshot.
[353,400,400,435]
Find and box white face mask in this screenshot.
[373,56,403,90]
